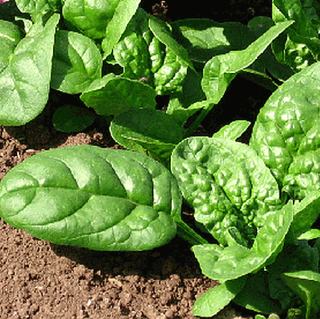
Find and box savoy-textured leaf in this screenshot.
[250,61,320,199]
[171,137,282,246]
[0,146,181,251]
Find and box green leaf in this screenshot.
[234,270,282,315]
[16,0,62,14]
[201,20,293,104]
[286,192,320,242]
[173,19,255,63]
[148,15,194,71]
[110,108,183,164]
[52,105,96,133]
[51,30,102,94]
[212,120,251,140]
[268,240,319,310]
[0,13,59,126]
[272,0,320,72]
[193,276,247,317]
[101,0,141,58]
[191,202,293,281]
[283,270,320,319]
[0,20,23,73]
[80,74,156,116]
[298,229,320,240]
[112,8,189,95]
[171,137,282,246]
[63,0,139,42]
[0,145,181,251]
[250,61,320,199]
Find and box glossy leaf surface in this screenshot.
[51,30,102,94]
[0,146,181,251]
[0,13,59,125]
[171,137,282,246]
[250,61,320,199]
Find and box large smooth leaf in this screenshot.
[0,13,59,126]
[51,30,102,94]
[191,202,293,282]
[80,74,156,116]
[171,137,282,246]
[250,61,320,199]
[0,145,182,251]
[201,20,293,104]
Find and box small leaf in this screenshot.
[80,74,156,116]
[52,105,96,133]
[298,229,320,241]
[283,270,320,319]
[212,120,251,140]
[51,30,102,94]
[193,276,247,317]
[0,145,182,251]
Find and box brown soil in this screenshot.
[0,1,273,318]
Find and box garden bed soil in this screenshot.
[0,1,273,318]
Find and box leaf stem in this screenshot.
[176,219,208,245]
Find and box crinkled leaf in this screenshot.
[283,270,320,319]
[250,61,320,199]
[173,19,254,63]
[0,13,59,126]
[15,0,62,14]
[80,74,156,116]
[171,137,282,246]
[51,30,102,94]
[201,20,293,104]
[110,108,183,164]
[52,105,96,133]
[112,8,189,95]
[0,145,181,251]
[212,120,251,140]
[193,276,247,317]
[191,202,293,281]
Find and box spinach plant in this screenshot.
[1,1,320,319]
[171,61,320,319]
